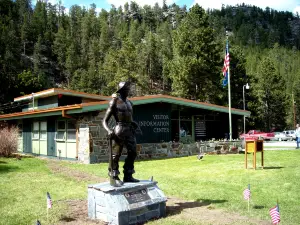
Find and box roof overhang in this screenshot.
[68,95,251,117]
[0,105,82,120]
[0,95,251,121]
[129,96,251,117]
[14,88,110,102]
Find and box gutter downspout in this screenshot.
[32,93,34,111]
[62,110,73,119]
[76,127,79,159]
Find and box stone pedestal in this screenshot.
[88,180,167,225]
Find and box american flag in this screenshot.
[36,220,41,225]
[222,40,230,87]
[47,192,52,209]
[243,184,251,200]
[269,204,280,224]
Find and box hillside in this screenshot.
[0,0,300,131]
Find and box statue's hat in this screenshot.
[116,81,130,93]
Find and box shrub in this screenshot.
[0,126,19,157]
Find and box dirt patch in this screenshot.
[46,159,108,183]
[165,197,271,225]
[55,197,271,225]
[57,200,105,225]
[45,159,270,225]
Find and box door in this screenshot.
[32,121,47,155]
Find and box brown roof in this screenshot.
[14,88,110,101]
[129,95,248,113]
[0,104,82,119]
[0,94,250,120]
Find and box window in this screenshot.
[56,131,65,140]
[40,121,47,140]
[67,121,76,142]
[32,122,39,139]
[56,120,66,141]
[180,121,192,137]
[17,123,23,138]
[55,120,77,142]
[57,121,66,130]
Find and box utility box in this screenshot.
[245,139,264,169]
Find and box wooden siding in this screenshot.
[66,143,77,158]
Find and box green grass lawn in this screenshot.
[0,157,90,225]
[1,151,300,225]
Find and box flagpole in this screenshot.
[226,32,232,141]
[248,198,250,212]
[277,199,279,225]
[248,184,250,212]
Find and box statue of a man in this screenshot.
[102,81,140,187]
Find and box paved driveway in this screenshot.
[264,140,297,150]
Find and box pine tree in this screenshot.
[33,35,46,85]
[102,39,138,94]
[251,56,286,130]
[136,31,163,93]
[31,0,47,41]
[169,4,221,101]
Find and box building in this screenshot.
[0,88,250,163]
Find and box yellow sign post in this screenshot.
[245,139,264,170]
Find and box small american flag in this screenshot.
[269,204,280,224]
[222,40,230,87]
[243,184,251,200]
[47,192,52,209]
[36,220,41,225]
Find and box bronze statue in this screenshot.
[102,81,140,187]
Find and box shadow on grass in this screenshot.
[167,199,227,216]
[263,167,284,170]
[60,216,76,222]
[134,157,186,162]
[0,161,7,164]
[253,205,265,209]
[0,164,19,173]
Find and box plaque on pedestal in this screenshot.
[88,180,167,225]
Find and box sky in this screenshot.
[38,0,300,15]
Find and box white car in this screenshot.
[283,130,296,140]
[272,132,292,141]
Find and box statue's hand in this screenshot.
[131,121,142,135]
[107,130,115,138]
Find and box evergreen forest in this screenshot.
[1,0,300,132]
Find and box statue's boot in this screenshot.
[123,174,139,183]
[110,176,124,187]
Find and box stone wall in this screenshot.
[136,142,198,159]
[196,141,243,154]
[77,112,243,164]
[78,111,109,164]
